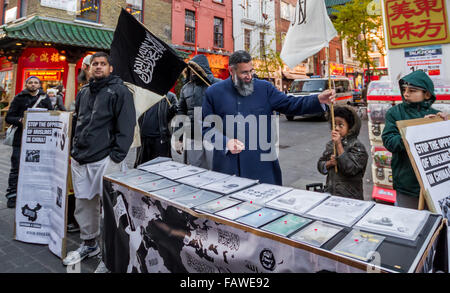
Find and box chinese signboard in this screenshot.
[385,0,450,49]
[330,62,345,76]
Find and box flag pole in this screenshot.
[188,64,211,87]
[326,46,337,173]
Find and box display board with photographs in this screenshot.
[173,190,223,209]
[158,166,206,180]
[266,189,329,215]
[236,208,286,228]
[202,176,258,194]
[138,160,186,173]
[194,197,242,214]
[215,202,263,221]
[331,230,385,262]
[151,184,199,200]
[177,170,232,187]
[230,184,293,204]
[355,204,430,241]
[306,197,374,227]
[261,214,312,237]
[290,221,343,248]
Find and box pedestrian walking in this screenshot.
[317,106,368,200]
[62,52,136,272]
[4,76,53,208]
[47,88,66,111]
[202,50,335,185]
[382,70,447,208]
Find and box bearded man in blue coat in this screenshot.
[202,50,335,185]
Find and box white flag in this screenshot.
[280,0,338,68]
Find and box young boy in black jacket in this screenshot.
[317,106,368,200]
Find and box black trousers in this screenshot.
[135,137,171,167]
[6,146,20,199]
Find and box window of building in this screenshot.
[242,0,249,18]
[244,29,251,52]
[185,10,195,44]
[213,0,224,3]
[259,32,265,58]
[347,43,352,58]
[1,2,7,24]
[77,0,100,23]
[371,41,378,52]
[214,17,224,48]
[373,57,380,67]
[126,0,143,22]
[18,0,27,18]
[336,49,341,64]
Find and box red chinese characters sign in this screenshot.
[385,0,450,49]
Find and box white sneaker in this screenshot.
[63,243,100,266]
[94,260,110,273]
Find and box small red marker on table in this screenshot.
[284,221,287,224]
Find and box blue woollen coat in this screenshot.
[202,77,325,185]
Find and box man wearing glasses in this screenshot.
[202,50,336,185]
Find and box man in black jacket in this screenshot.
[63,52,136,269]
[135,91,178,166]
[175,54,221,168]
[5,76,53,208]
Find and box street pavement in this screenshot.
[0,110,373,273]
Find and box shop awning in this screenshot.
[1,16,114,49]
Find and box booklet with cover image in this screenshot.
[332,230,385,262]
[195,197,242,214]
[231,184,292,204]
[266,189,329,215]
[290,221,343,247]
[236,208,286,228]
[152,184,199,200]
[261,214,312,237]
[215,202,263,220]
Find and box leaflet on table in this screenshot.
[332,230,385,262]
[135,178,178,192]
[158,166,206,180]
[290,221,343,248]
[201,176,258,194]
[215,202,263,220]
[266,189,329,215]
[306,196,374,227]
[173,190,223,209]
[107,169,148,180]
[176,170,232,187]
[261,214,312,237]
[230,183,293,204]
[236,208,286,228]
[152,184,200,200]
[354,204,430,241]
[194,197,242,214]
[117,173,162,186]
[138,160,186,173]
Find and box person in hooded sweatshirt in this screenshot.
[175,54,222,169]
[317,106,369,200]
[382,70,447,209]
[5,76,53,208]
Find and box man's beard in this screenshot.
[233,74,254,96]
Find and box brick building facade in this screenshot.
[0,0,173,108]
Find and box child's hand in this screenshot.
[331,130,342,145]
[425,112,448,120]
[326,155,337,168]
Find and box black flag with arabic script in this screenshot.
[111,9,186,96]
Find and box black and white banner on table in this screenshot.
[14,111,72,259]
[110,8,187,96]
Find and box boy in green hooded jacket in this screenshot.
[382,70,447,209]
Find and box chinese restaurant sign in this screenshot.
[385,0,450,49]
